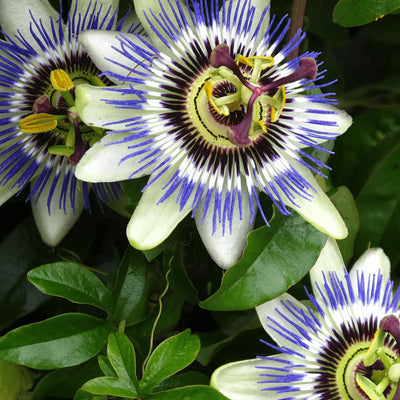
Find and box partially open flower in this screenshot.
[0,0,141,246]
[211,238,399,400]
[75,0,352,268]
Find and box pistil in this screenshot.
[207,44,318,146]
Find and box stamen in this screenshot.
[237,55,275,84]
[204,81,230,116]
[50,69,74,91]
[19,113,57,134]
[269,86,286,123]
[257,120,268,133]
[50,69,75,107]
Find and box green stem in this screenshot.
[118,319,126,333]
[141,263,172,375]
[287,0,307,61]
[84,265,109,277]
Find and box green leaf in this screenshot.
[98,355,117,377]
[112,246,147,322]
[355,143,400,259]
[200,212,327,311]
[150,385,229,400]
[153,371,210,392]
[107,332,139,388]
[141,330,200,393]
[31,359,101,400]
[73,390,96,400]
[28,262,112,311]
[81,376,137,398]
[329,186,359,263]
[333,0,400,26]
[0,313,113,369]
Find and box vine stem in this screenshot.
[287,0,307,61]
[141,262,173,375]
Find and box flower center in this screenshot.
[355,315,400,400]
[19,69,105,166]
[188,43,317,148]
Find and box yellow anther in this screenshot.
[50,69,74,91]
[270,86,286,122]
[236,55,274,70]
[236,55,254,67]
[19,113,57,134]
[257,120,268,133]
[204,81,229,116]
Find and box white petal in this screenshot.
[75,131,153,183]
[350,247,391,289]
[132,0,189,56]
[287,101,353,148]
[75,84,143,129]
[70,0,118,29]
[278,157,348,239]
[79,30,145,84]
[31,178,84,247]
[118,11,143,33]
[127,170,193,250]
[231,0,270,50]
[256,292,307,348]
[194,186,256,269]
[211,357,289,400]
[309,237,346,299]
[0,0,59,41]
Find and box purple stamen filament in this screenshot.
[209,44,317,146]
